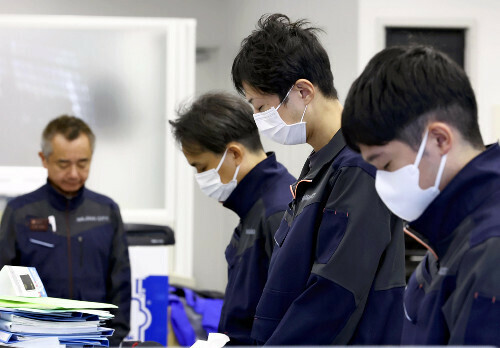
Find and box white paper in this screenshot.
[191,333,230,348]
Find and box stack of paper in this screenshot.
[0,296,116,347]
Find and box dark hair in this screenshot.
[42,115,95,157]
[232,13,337,101]
[169,92,264,155]
[342,45,483,152]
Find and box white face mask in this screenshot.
[253,86,308,145]
[194,149,240,202]
[375,130,448,222]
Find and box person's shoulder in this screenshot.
[7,185,47,210]
[272,160,296,186]
[332,146,376,178]
[83,187,119,209]
[468,189,500,249]
[261,161,294,218]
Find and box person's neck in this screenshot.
[307,97,343,152]
[236,150,268,183]
[439,142,485,191]
[48,180,80,199]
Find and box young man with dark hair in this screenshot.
[0,115,131,346]
[342,45,500,345]
[170,92,295,345]
[232,14,406,345]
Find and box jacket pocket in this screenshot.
[29,238,55,248]
[464,292,500,344]
[403,273,426,324]
[273,220,291,248]
[274,208,293,247]
[316,209,348,264]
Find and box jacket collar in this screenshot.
[297,129,346,182]
[223,152,284,219]
[409,143,500,258]
[46,180,85,211]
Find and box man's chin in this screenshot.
[53,183,82,197]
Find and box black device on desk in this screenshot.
[124,224,175,246]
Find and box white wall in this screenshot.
[358,0,500,144]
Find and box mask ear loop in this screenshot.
[414,129,430,167]
[300,104,308,123]
[276,85,294,111]
[414,129,448,190]
[216,148,229,172]
[217,148,241,181]
[232,164,241,181]
[433,153,448,189]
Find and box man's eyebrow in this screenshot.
[366,153,381,163]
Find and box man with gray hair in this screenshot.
[0,115,131,346]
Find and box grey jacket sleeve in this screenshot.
[263,211,285,259]
[106,205,132,346]
[444,237,500,345]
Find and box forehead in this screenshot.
[50,134,91,157]
[359,139,415,164]
[242,82,277,101]
[182,147,217,163]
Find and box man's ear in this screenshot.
[226,142,244,166]
[428,122,453,156]
[39,151,49,169]
[294,79,315,105]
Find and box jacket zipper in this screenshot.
[66,200,73,299]
[78,236,83,268]
[404,225,439,261]
[290,179,313,200]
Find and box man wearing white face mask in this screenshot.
[342,45,500,345]
[169,92,295,345]
[232,14,406,345]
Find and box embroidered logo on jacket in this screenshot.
[76,216,110,223]
[29,218,49,231]
[301,192,317,201]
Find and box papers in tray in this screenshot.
[0,330,110,346]
[0,296,116,347]
[0,296,117,310]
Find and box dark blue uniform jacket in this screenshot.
[219,153,295,345]
[251,130,406,345]
[403,143,500,345]
[0,182,131,346]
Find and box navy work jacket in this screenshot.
[0,181,131,346]
[251,130,406,345]
[403,143,500,345]
[219,153,295,345]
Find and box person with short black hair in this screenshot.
[0,115,131,346]
[342,45,500,345]
[170,92,295,345]
[232,14,406,345]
